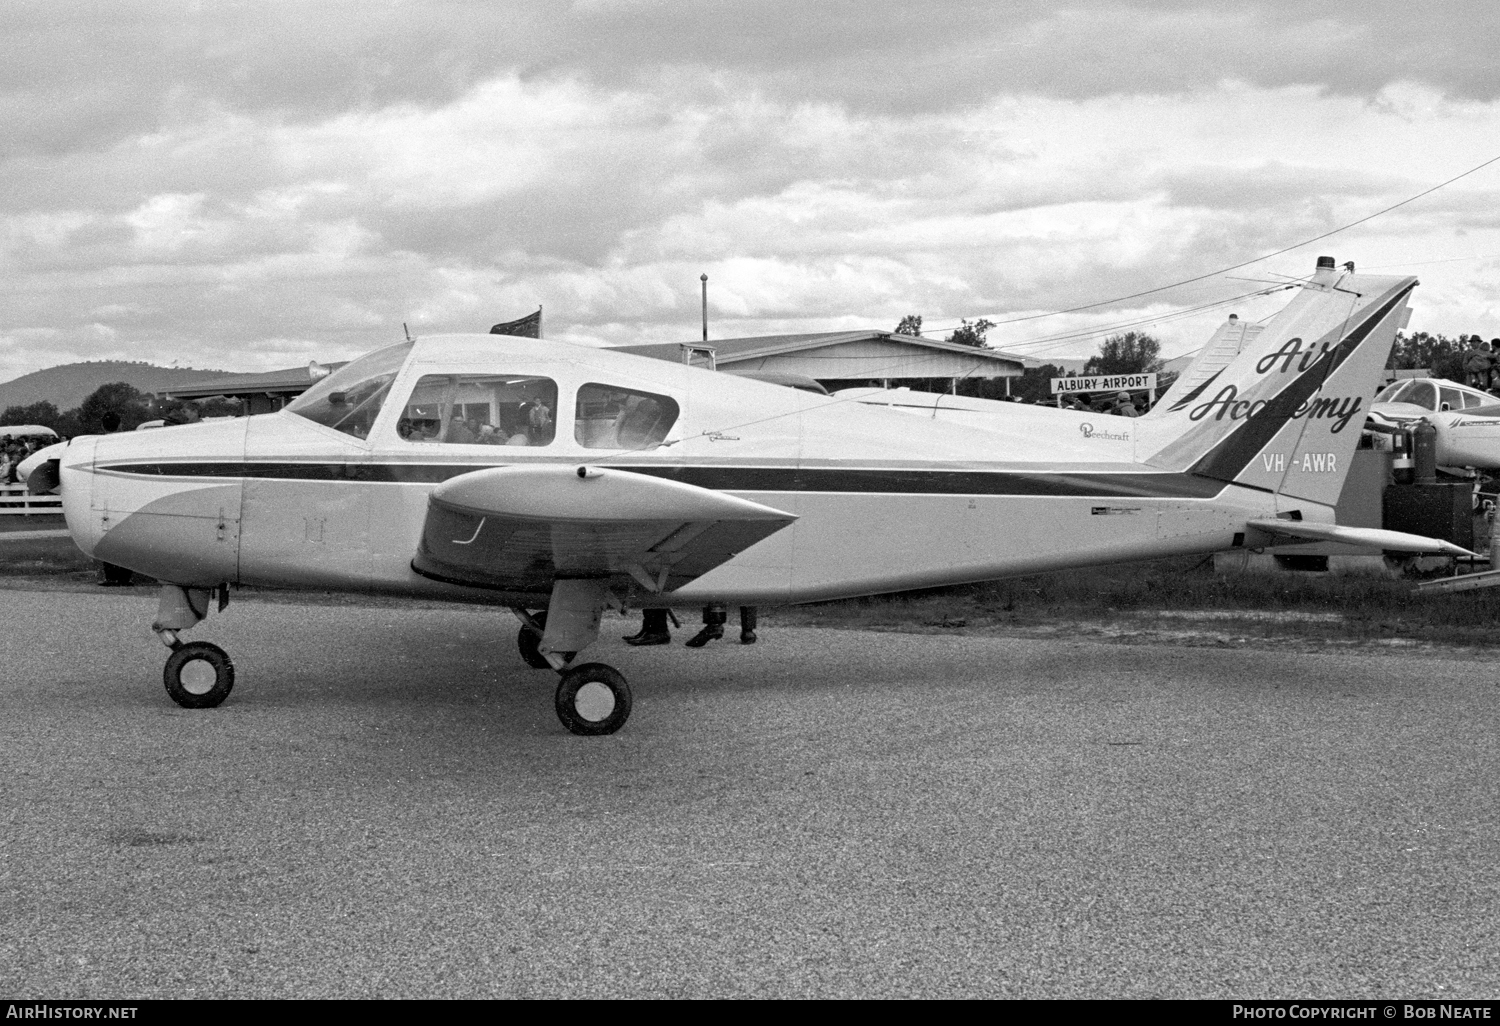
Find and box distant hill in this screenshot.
[0,362,239,413]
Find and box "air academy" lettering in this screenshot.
[1188,385,1363,433]
[1255,337,1337,375]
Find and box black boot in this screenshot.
[684,624,723,647]
[685,604,727,648]
[739,606,758,644]
[625,608,671,646]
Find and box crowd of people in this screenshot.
[398,400,556,447]
[0,433,51,485]
[1461,336,1500,391]
[1058,389,1147,416]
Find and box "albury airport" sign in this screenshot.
[1050,373,1157,395]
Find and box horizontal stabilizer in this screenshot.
[1244,518,1476,556]
[412,465,796,593]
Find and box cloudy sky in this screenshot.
[3,0,1499,383]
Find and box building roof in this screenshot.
[613,330,1026,371]
[161,327,1023,403]
[162,363,347,400]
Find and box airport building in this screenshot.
[162,364,348,414]
[160,329,1026,409]
[614,330,1026,393]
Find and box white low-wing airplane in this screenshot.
[1368,377,1500,470]
[20,259,1466,734]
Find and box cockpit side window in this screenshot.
[398,374,558,446]
[575,383,680,450]
[1438,386,1462,412]
[286,341,413,439]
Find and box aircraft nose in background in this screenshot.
[17,441,69,490]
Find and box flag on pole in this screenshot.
[490,307,542,338]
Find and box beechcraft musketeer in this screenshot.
[21,257,1466,734]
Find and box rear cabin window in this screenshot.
[399,374,558,446]
[575,383,680,450]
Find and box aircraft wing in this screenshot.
[1244,518,1476,556]
[411,465,797,595]
[1362,408,1409,434]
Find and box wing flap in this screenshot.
[1244,518,1476,556]
[412,465,796,593]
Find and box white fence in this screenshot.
[0,483,62,515]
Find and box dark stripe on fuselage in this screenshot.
[98,461,1229,499]
[620,465,1225,497]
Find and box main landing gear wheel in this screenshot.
[163,641,234,709]
[555,663,632,736]
[517,611,551,669]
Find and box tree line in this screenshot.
[1,382,240,437]
[1388,331,1489,382]
[3,328,1487,434]
[894,312,1492,402]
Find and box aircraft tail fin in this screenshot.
[1152,316,1264,412]
[1138,257,1416,509]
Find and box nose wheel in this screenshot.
[163,641,235,709]
[555,663,632,736]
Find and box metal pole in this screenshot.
[700,274,708,343]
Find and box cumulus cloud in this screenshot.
[1,2,1499,383]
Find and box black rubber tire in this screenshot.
[517,611,551,669]
[163,642,234,709]
[555,663,632,736]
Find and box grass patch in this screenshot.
[0,531,95,579]
[776,554,1500,646]
[9,526,1500,647]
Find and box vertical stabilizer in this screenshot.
[1152,316,1265,413]
[1139,258,1416,508]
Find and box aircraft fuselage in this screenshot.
[59,335,1280,607]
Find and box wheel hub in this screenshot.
[572,681,617,722]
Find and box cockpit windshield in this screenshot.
[286,341,413,439]
[1404,382,1437,411]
